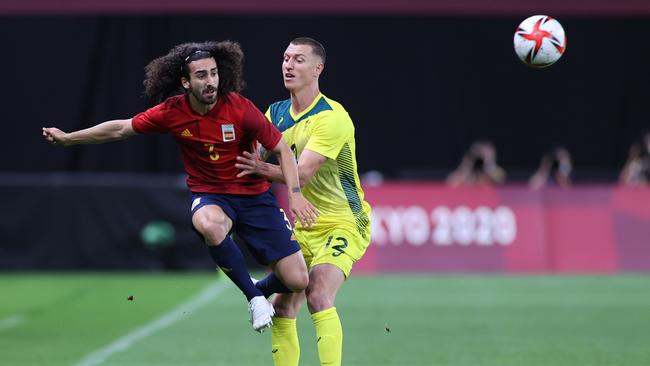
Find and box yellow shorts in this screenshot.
[295,226,370,278]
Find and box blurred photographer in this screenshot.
[447,140,506,186]
[529,146,572,190]
[619,131,650,187]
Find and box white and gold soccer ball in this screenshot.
[513,15,566,68]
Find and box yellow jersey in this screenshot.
[266,93,371,239]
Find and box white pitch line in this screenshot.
[71,280,229,366]
[0,314,25,331]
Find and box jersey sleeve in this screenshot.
[305,111,352,160]
[131,103,168,134]
[243,99,282,151]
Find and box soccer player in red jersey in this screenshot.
[42,41,318,333]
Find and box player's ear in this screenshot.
[181,76,190,90]
[314,63,324,77]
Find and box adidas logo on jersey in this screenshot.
[181,129,193,137]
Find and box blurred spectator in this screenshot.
[447,140,506,186]
[619,131,650,186]
[361,170,384,187]
[529,146,573,190]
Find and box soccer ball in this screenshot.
[513,15,566,68]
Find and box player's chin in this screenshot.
[200,95,217,104]
[284,80,298,91]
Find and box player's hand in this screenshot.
[42,127,70,146]
[235,151,265,177]
[289,190,319,229]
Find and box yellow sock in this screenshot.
[271,317,300,366]
[311,307,343,366]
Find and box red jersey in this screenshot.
[131,92,282,195]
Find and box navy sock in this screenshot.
[207,236,262,301]
[255,272,292,298]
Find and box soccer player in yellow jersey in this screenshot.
[236,37,371,366]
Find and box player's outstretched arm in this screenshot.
[42,119,137,146]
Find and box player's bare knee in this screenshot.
[297,273,309,291]
[197,218,229,245]
[286,272,309,292]
[306,288,333,313]
[193,206,232,245]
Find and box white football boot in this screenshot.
[248,296,275,332]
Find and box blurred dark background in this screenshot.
[2,0,650,270]
[2,3,649,181]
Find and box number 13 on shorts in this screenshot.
[325,235,348,257]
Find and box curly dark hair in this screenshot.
[143,40,245,103]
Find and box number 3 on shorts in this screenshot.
[325,236,348,257]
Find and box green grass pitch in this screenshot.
[1,273,649,365]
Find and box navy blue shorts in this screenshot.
[190,190,300,265]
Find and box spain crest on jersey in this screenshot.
[221,124,235,142]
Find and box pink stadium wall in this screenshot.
[354,184,650,273]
